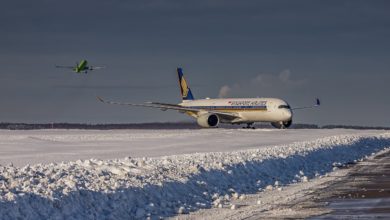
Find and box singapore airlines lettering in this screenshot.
[98,67,320,129]
[229,100,267,106]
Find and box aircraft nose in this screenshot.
[283,109,292,120]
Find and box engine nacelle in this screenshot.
[197,113,219,128]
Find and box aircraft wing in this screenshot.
[55,65,74,69]
[147,101,239,120]
[90,66,106,70]
[97,97,239,120]
[291,98,320,110]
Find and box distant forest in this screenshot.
[0,122,389,130]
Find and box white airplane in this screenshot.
[98,68,320,129]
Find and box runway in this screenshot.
[312,148,390,219]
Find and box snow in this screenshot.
[0,128,383,167]
[0,129,389,219]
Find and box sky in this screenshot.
[1,0,389,126]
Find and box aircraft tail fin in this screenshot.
[177,68,195,101]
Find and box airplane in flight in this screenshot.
[98,68,320,129]
[55,59,105,74]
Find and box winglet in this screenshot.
[315,98,320,106]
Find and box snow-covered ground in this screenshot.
[0,129,389,219]
[0,129,383,167]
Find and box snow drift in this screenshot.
[0,132,389,219]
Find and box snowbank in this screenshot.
[0,132,389,219]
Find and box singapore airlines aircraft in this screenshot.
[98,68,320,129]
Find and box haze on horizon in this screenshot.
[0,0,389,126]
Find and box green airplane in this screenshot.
[55,60,105,74]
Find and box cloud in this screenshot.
[218,69,307,98]
[218,85,231,98]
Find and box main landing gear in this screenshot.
[242,123,255,129]
[271,120,292,129]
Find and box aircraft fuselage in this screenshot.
[180,98,292,124]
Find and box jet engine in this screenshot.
[197,113,219,128]
[271,120,292,129]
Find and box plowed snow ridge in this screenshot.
[0,132,389,219]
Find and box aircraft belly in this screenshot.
[239,111,280,122]
[184,108,284,123]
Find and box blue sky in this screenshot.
[1,0,389,126]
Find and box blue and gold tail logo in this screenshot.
[177,68,195,101]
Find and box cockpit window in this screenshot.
[278,105,290,109]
